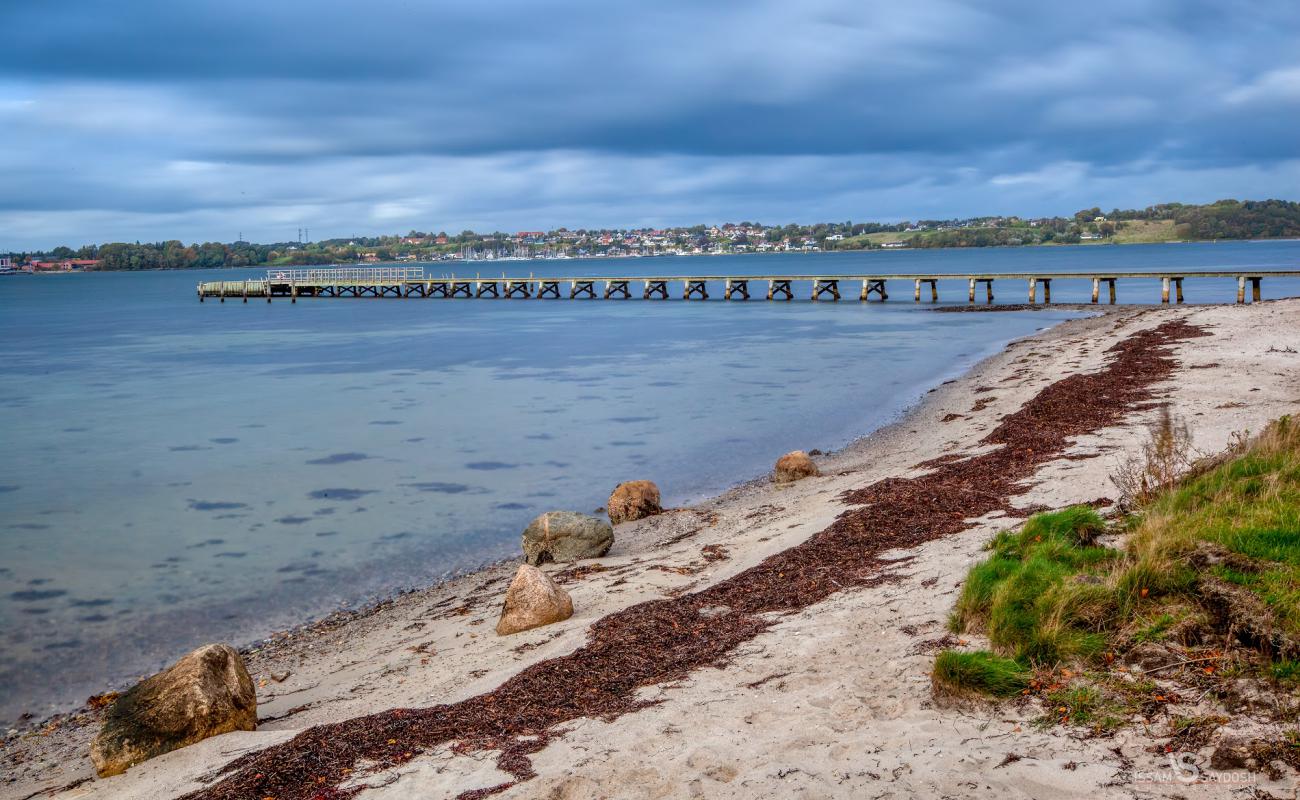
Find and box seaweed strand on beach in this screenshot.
[185,319,1206,800]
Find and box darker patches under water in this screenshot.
[306,452,370,465]
[184,320,1208,800]
[0,485,20,494]
[275,516,312,526]
[69,598,113,607]
[188,500,247,512]
[465,461,518,471]
[10,589,68,602]
[210,437,239,444]
[308,489,376,501]
[406,482,483,495]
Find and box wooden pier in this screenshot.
[196,266,1300,305]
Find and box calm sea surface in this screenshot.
[1,241,1298,723]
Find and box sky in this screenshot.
[2,0,1299,249]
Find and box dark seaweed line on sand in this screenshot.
[186,320,1206,800]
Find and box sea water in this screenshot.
[1,241,1298,723]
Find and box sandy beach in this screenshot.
[5,299,1299,800]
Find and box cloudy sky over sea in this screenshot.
[3,0,1299,248]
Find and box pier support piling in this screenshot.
[1161,277,1170,304]
[604,280,631,299]
[968,278,993,304]
[1237,276,1246,304]
[570,280,596,299]
[767,279,792,301]
[683,279,709,300]
[724,279,750,300]
[643,280,669,300]
[1252,277,1262,303]
[1091,277,1100,304]
[812,279,840,301]
[1028,278,1037,304]
[860,279,887,302]
[1175,277,1184,304]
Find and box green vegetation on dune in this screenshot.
[949,506,1117,665]
[932,650,1029,698]
[935,416,1300,706]
[1125,417,1300,637]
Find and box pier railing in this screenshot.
[266,266,425,283]
[197,267,1300,305]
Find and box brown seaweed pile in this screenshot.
[186,319,1205,800]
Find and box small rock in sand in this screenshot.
[90,643,256,777]
[496,564,574,635]
[773,451,820,483]
[607,480,662,524]
[522,511,614,565]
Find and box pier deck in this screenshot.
[197,266,1300,305]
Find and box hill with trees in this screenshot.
[7,199,1299,270]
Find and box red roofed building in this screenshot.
[29,259,101,272]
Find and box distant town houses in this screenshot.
[11,200,1293,271]
[23,258,101,272]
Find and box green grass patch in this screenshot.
[951,507,1117,665]
[1268,659,1300,685]
[1123,416,1300,636]
[941,417,1300,708]
[932,650,1030,698]
[1132,613,1176,643]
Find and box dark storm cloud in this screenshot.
[1,0,1298,247]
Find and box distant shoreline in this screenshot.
[13,235,1300,274]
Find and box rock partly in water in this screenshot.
[773,451,820,483]
[607,480,662,524]
[496,564,574,635]
[90,643,257,777]
[522,511,614,565]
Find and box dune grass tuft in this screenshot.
[949,506,1117,664]
[931,650,1030,698]
[1120,415,1300,637]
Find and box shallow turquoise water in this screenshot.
[0,241,1297,723]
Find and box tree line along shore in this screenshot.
[7,198,1300,273]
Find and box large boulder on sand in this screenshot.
[607,480,662,524]
[496,564,574,635]
[90,643,256,777]
[774,451,820,484]
[522,511,614,565]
